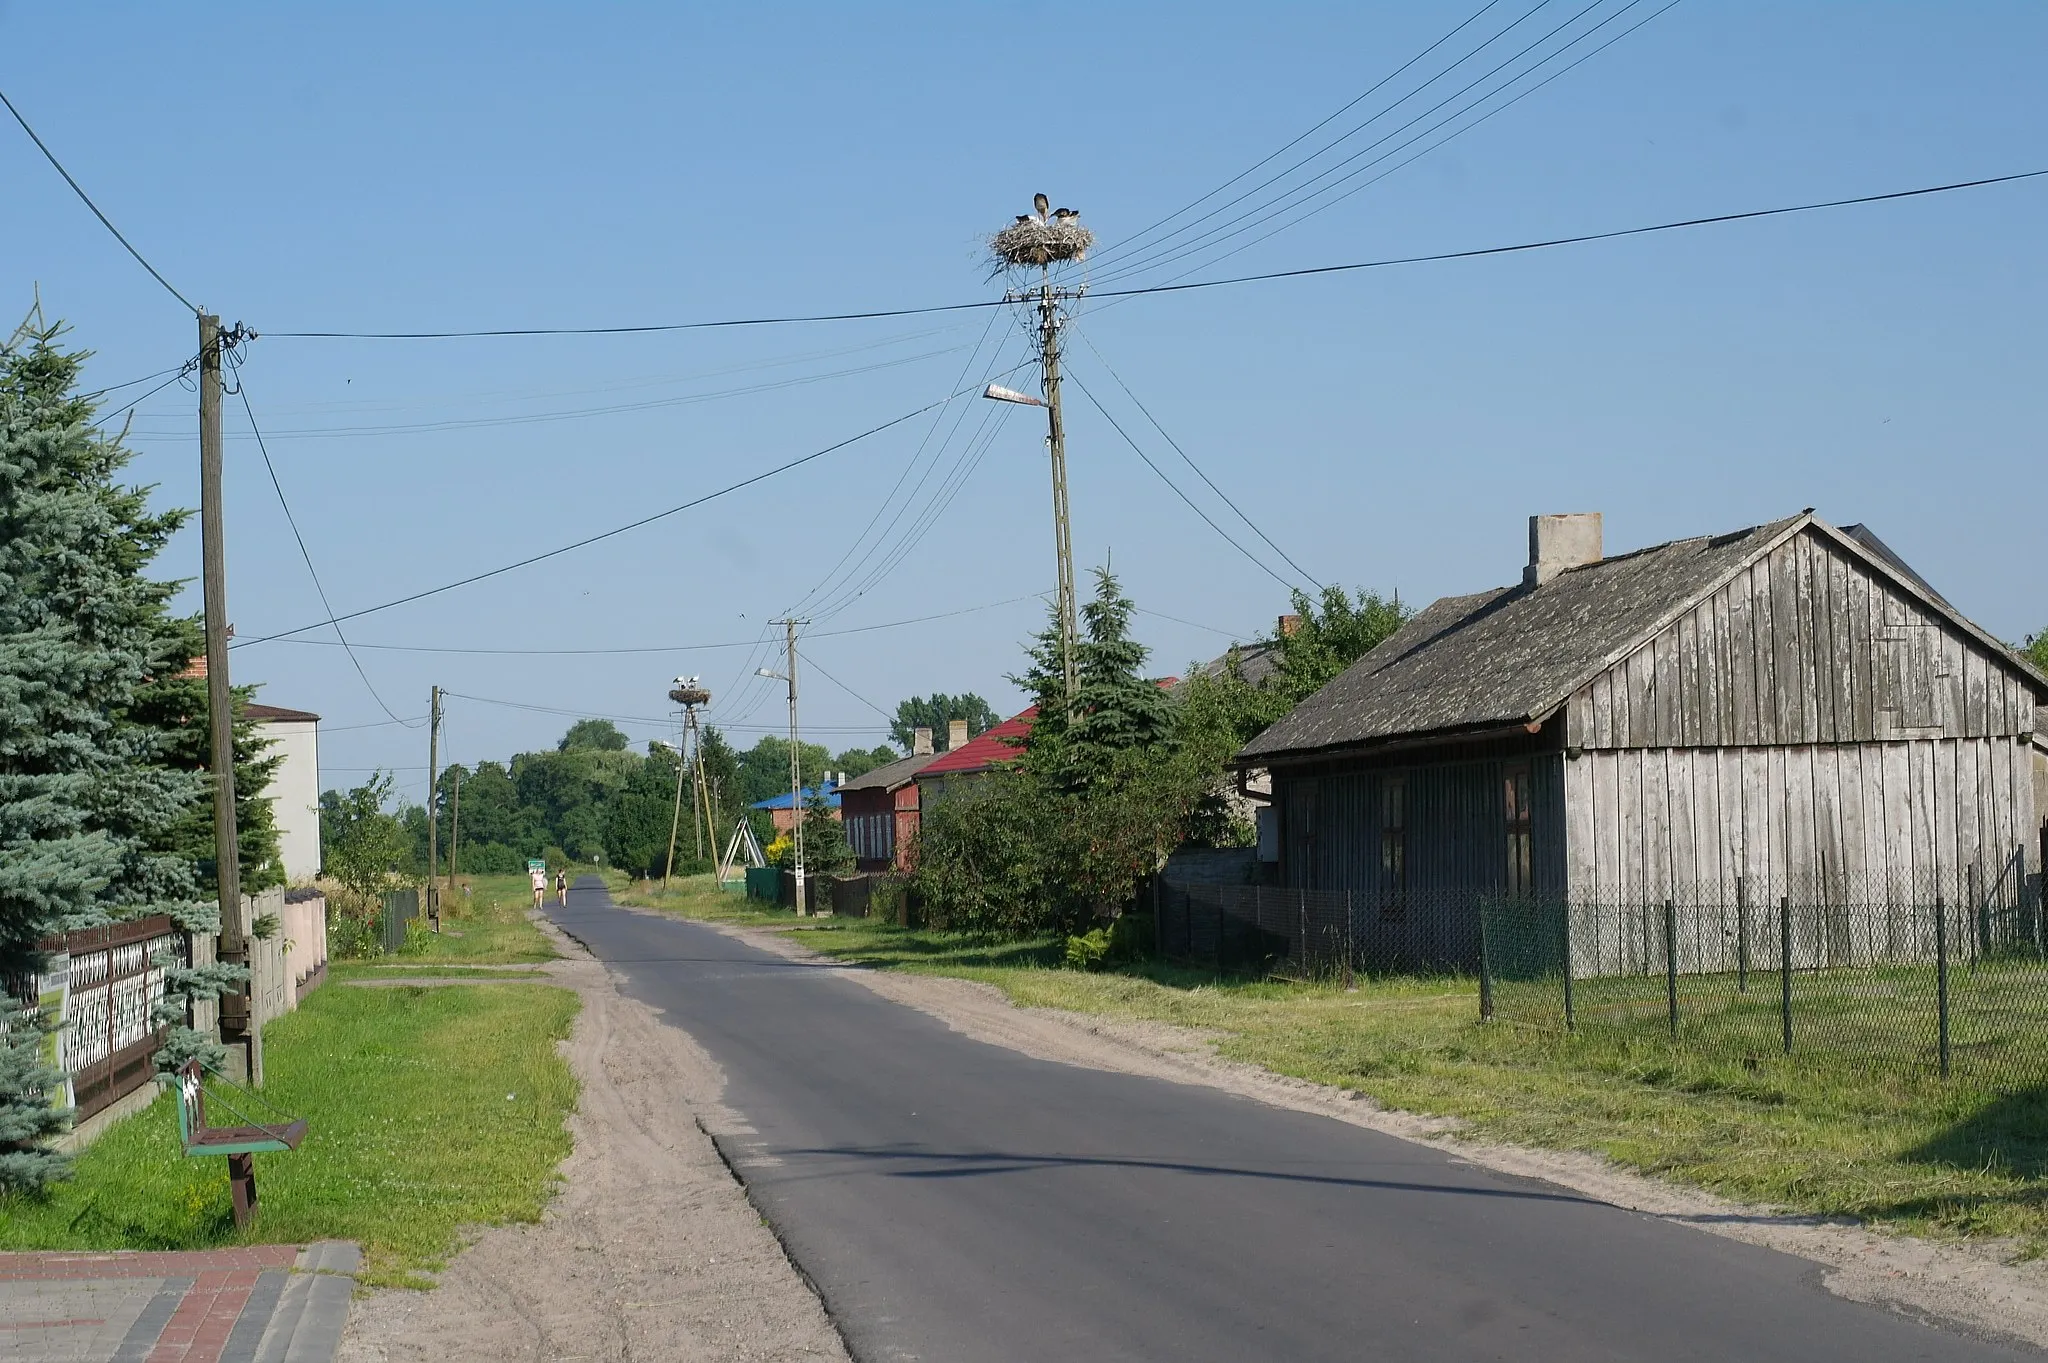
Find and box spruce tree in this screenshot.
[0,314,219,1190]
[1017,566,1171,790]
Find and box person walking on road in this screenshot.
[555,870,568,906]
[530,864,546,909]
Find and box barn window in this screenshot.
[1504,762,1534,897]
[1380,775,1406,921]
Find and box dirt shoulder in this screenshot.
[706,914,2048,1353]
[337,915,848,1363]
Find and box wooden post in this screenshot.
[425,686,440,925]
[228,1153,257,1229]
[1343,890,1356,992]
[198,313,251,1084]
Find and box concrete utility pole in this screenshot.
[1038,283,1079,705]
[199,312,253,1083]
[759,621,808,913]
[425,685,441,926]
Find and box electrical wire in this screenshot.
[1076,333,1322,589]
[256,168,2048,342]
[798,648,896,723]
[441,689,885,733]
[0,86,198,314]
[233,367,416,727]
[1117,0,1683,288]
[1064,367,1301,593]
[1131,606,1253,639]
[80,362,198,403]
[1091,0,1534,271]
[259,592,1047,656]
[1093,0,1644,285]
[229,368,1032,649]
[90,358,199,431]
[321,715,430,732]
[271,299,1004,340]
[127,343,971,443]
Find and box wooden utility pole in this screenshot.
[425,685,441,926]
[199,312,251,1081]
[769,620,807,914]
[1037,282,1078,706]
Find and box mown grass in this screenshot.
[379,872,562,965]
[622,875,2048,1252]
[0,981,579,1287]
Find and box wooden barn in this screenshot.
[1237,511,2048,963]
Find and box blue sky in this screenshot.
[4,2,2043,799]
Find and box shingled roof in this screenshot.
[1242,514,1801,762]
[836,750,938,793]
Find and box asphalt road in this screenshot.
[551,879,2027,1363]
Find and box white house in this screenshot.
[247,703,322,883]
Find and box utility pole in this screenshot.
[1038,282,1078,705]
[425,685,441,927]
[448,767,461,901]
[988,195,1089,708]
[665,678,712,890]
[761,621,808,913]
[199,312,252,1083]
[662,739,686,890]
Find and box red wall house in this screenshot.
[838,753,939,873]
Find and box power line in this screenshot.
[1064,367,1301,593]
[1131,606,1253,639]
[0,86,197,314]
[1135,0,1688,290]
[798,649,895,724]
[321,715,430,733]
[90,357,199,431]
[230,369,1029,649]
[257,591,1047,656]
[1091,0,1532,271]
[1087,168,2048,303]
[1076,333,1323,590]
[441,689,885,733]
[81,362,198,403]
[1093,0,1648,285]
[254,168,2048,342]
[234,369,416,727]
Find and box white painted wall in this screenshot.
[259,718,322,883]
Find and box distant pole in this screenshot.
[198,312,251,1079]
[448,768,462,893]
[784,619,806,915]
[688,708,704,861]
[425,685,441,925]
[1037,277,1078,708]
[663,737,686,891]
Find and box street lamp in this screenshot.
[756,663,805,914]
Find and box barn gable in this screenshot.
[1563,519,2041,751]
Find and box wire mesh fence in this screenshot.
[1159,865,2048,1090]
[1485,868,2047,1090]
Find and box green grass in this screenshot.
[622,876,2048,1252]
[0,980,580,1287]
[362,873,561,965]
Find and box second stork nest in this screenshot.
[990,218,1095,270]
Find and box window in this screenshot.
[1504,762,1533,897]
[1380,775,1406,922]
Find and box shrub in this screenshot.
[1064,928,1112,971]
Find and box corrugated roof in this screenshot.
[1241,516,1806,761]
[751,783,841,811]
[837,750,938,793]
[916,707,1036,778]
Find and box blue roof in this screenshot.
[751,782,840,812]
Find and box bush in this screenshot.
[325,886,381,959]
[1064,928,1112,971]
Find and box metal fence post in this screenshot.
[1663,898,1679,1037]
[1779,895,1793,1055]
[1560,899,1575,1033]
[1735,876,1749,994]
[1478,900,1495,1023]
[1343,890,1356,992]
[1970,864,1987,962]
[1936,893,1951,1080]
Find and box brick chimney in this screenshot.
[1524,513,1603,588]
[1277,614,1303,637]
[912,726,934,756]
[947,718,970,751]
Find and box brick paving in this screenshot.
[0,1244,356,1363]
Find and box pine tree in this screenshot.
[1017,566,1171,790]
[801,786,854,875]
[0,314,218,1190]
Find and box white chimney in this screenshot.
[947,718,970,751]
[913,726,934,756]
[1525,513,1603,588]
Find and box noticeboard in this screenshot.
[527,858,546,872]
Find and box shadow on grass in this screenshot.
[1898,1087,2048,1188]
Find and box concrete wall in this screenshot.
[258,718,322,882]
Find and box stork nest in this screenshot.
[668,686,712,708]
[989,219,1095,270]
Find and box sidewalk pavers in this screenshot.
[0,1243,357,1363]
